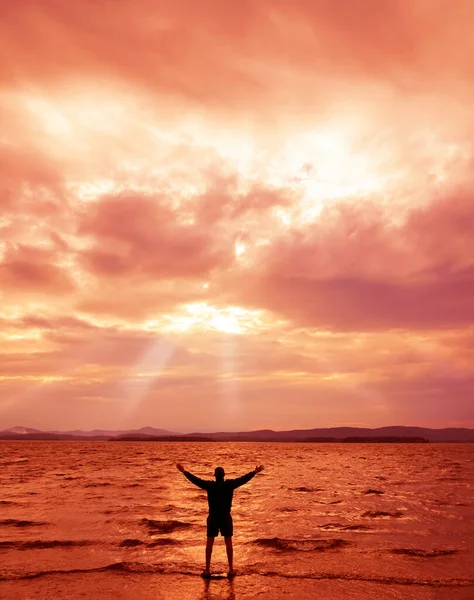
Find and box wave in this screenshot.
[119,538,179,548]
[84,482,111,488]
[0,538,182,551]
[362,511,404,518]
[0,540,93,551]
[248,537,352,552]
[147,539,180,547]
[0,500,17,506]
[140,519,191,534]
[119,539,145,547]
[3,458,29,466]
[1,562,472,587]
[391,548,459,558]
[316,523,373,532]
[288,486,322,493]
[0,519,47,527]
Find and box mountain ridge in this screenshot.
[1,425,473,442]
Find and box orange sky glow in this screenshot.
[1,0,474,432]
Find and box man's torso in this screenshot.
[206,481,235,518]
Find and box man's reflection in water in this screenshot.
[200,577,236,600]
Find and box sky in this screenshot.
[1,0,474,433]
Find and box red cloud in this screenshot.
[1,243,75,293]
[0,142,64,227]
[2,0,474,115]
[77,192,236,279]
[230,275,474,331]
[76,178,293,285]
[211,183,474,330]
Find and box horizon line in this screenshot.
[2,423,474,434]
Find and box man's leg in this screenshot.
[204,516,218,576]
[224,536,234,574]
[204,537,214,574]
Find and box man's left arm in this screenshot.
[229,465,264,489]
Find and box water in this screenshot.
[1,441,473,599]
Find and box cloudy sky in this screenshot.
[1,0,474,432]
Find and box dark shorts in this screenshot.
[207,514,233,537]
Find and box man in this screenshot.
[176,463,264,577]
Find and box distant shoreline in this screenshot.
[0,435,439,443]
[109,435,430,443]
[2,424,474,442]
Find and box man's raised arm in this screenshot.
[176,463,211,490]
[229,464,264,489]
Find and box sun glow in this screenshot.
[6,86,466,285]
[234,241,246,258]
[9,88,387,200]
[160,303,265,335]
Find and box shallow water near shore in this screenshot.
[1,441,473,599]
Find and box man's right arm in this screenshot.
[181,469,211,490]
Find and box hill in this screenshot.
[1,425,473,442]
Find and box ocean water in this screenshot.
[1,441,473,599]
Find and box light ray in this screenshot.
[218,337,240,420]
[116,337,175,424]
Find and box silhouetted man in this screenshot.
[176,463,264,577]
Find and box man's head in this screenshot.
[214,466,225,481]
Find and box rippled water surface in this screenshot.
[1,441,473,598]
